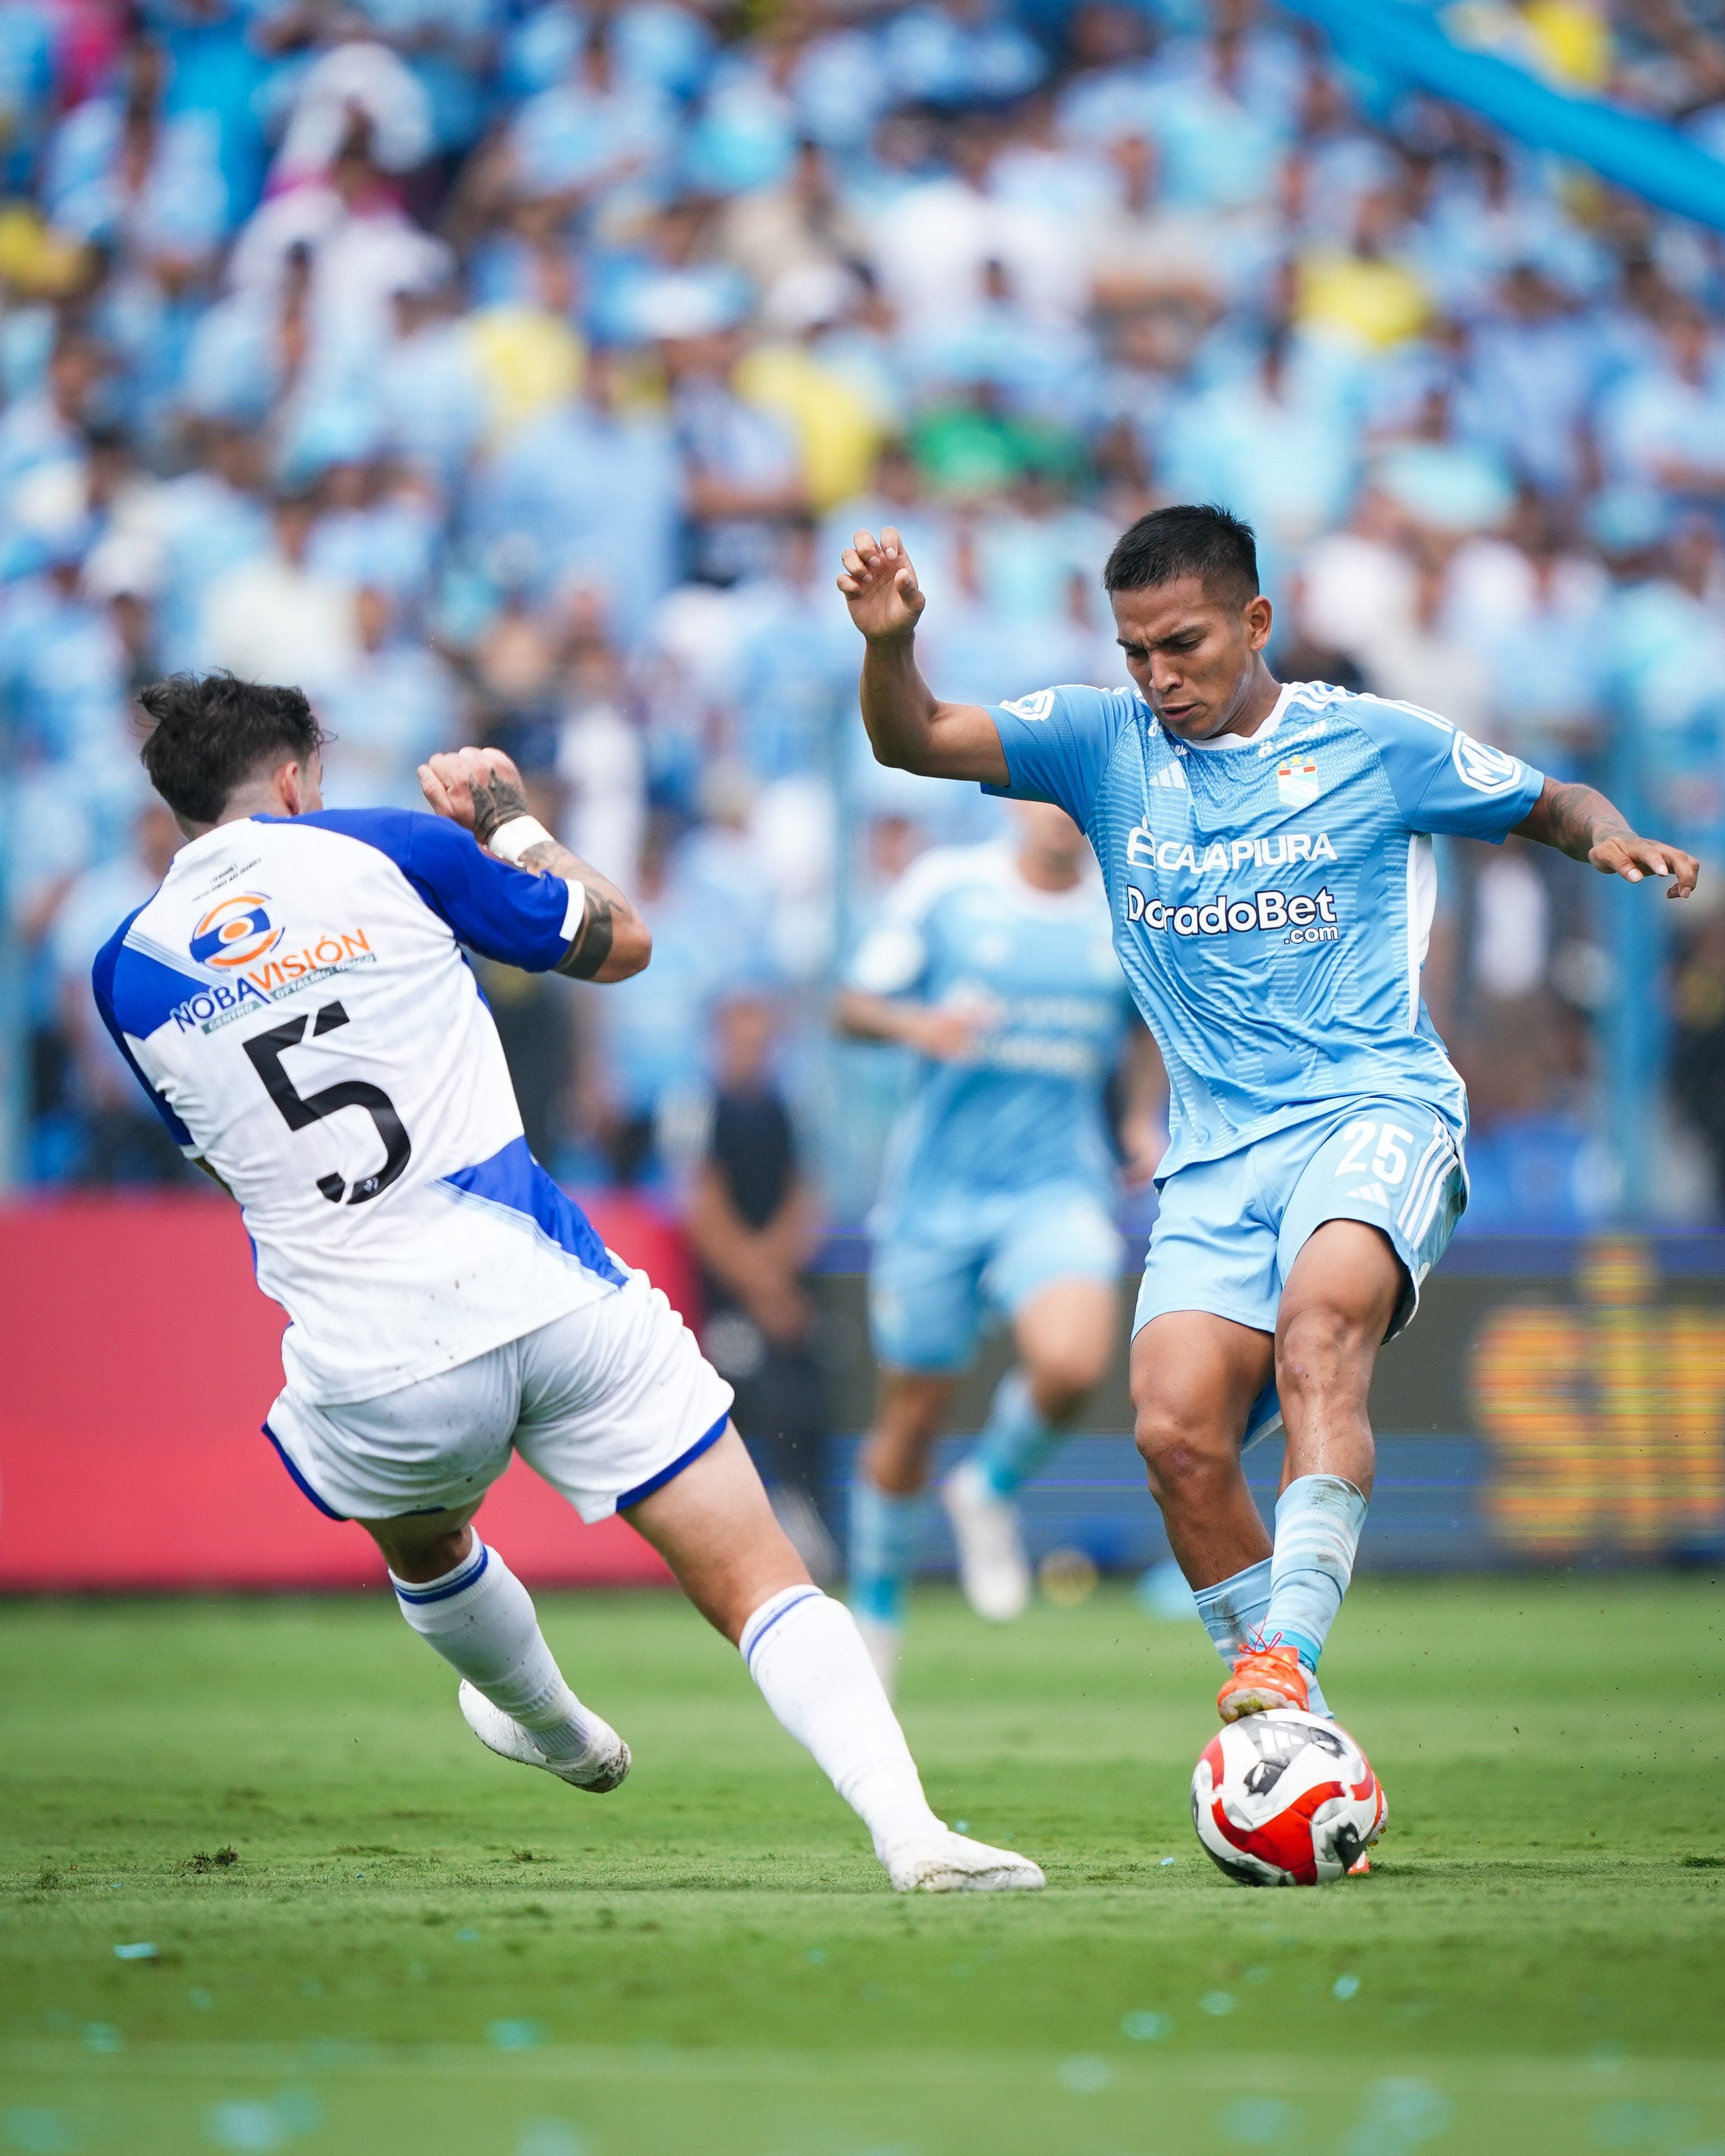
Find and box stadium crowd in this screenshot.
[5,0,1725,1228]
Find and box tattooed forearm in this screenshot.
[519,837,581,879]
[557,889,615,980]
[1514,778,1631,861]
[466,770,532,848]
[515,838,629,980]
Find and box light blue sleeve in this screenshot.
[1350,695,1544,841]
[843,858,947,999]
[982,685,1129,830]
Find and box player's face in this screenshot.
[1110,576,1272,742]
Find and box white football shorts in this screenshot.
[263,1266,735,1524]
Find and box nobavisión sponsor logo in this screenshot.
[172,928,377,1032]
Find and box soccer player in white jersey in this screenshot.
[838,504,1696,1744]
[836,800,1165,1690]
[92,671,1044,1895]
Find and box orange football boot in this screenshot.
[1217,1640,1310,1722]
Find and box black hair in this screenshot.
[1102,503,1259,608]
[137,671,325,826]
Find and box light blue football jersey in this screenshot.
[846,840,1135,1229]
[984,679,1545,1179]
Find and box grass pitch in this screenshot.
[2,1578,1722,2156]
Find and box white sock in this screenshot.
[740,1586,943,1860]
[390,1538,598,1765]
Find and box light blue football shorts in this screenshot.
[1133,1098,1466,1345]
[871,1181,1124,1374]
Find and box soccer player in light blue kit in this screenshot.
[838,503,1696,1757]
[836,800,1166,1691]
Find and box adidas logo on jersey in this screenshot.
[1144,762,1188,791]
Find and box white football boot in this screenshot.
[855,1615,903,1701]
[884,1827,1046,1894]
[457,1681,632,1792]
[941,1460,1032,1622]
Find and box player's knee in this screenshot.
[368,1522,470,1580]
[1276,1303,1374,1405]
[1132,1399,1231,1499]
[1028,1347,1104,1420]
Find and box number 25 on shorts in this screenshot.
[1333,1119,1413,1186]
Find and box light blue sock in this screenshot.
[1193,1554,1332,1718]
[847,1477,921,1627]
[966,1369,1060,1498]
[1265,1474,1368,1683]
[1193,1557,1272,1665]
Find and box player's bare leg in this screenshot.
[1273,1220,1398,1502]
[1131,1311,1276,1584]
[625,1426,1044,1892]
[1234,1220,1398,1720]
[361,1505,632,1791]
[850,1371,957,1690]
[944,1278,1115,1623]
[1230,1220,1403,1868]
[1131,1312,1321,1705]
[1131,1225,1400,1725]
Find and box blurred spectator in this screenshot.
[556,616,646,894]
[505,16,675,223]
[684,991,833,1577]
[49,799,193,1185]
[470,347,678,643]
[200,487,358,695]
[667,322,809,585]
[1597,299,1725,502]
[720,139,871,296]
[318,585,459,809]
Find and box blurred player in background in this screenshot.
[835,800,1163,1694]
[90,672,1043,1895]
[839,503,1696,1741]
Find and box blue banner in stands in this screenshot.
[1281,0,1725,234]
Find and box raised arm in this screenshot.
[1513,776,1699,899]
[418,746,652,980]
[837,527,1009,783]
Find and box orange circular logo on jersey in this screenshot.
[190,894,284,971]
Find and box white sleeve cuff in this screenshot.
[558,879,586,946]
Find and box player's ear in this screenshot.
[1244,593,1273,651]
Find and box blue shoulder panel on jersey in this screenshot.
[91,911,197,1150]
[96,924,205,1041]
[439,1135,627,1286]
[269,809,576,972]
[982,685,1135,830]
[1345,694,1544,841]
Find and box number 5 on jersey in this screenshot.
[243,1000,411,1205]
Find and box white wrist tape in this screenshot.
[487,815,555,867]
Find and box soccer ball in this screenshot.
[1190,1710,1386,1886]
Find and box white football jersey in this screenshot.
[93,809,623,1405]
